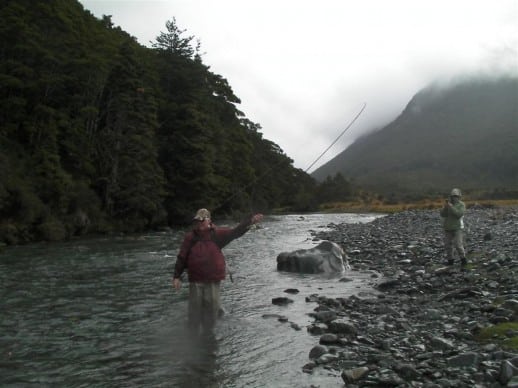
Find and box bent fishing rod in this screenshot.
[212,102,367,214]
[304,102,366,173]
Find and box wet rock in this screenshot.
[307,323,328,335]
[500,359,518,385]
[276,240,347,274]
[305,294,320,303]
[327,319,357,335]
[374,374,406,386]
[375,277,400,290]
[302,361,316,373]
[490,315,510,324]
[503,299,518,312]
[393,362,420,380]
[422,308,442,320]
[319,333,339,345]
[271,297,293,305]
[261,313,286,319]
[315,352,339,364]
[341,366,370,383]
[308,344,327,359]
[428,336,455,351]
[312,310,337,323]
[447,352,481,368]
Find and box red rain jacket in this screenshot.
[173,216,254,282]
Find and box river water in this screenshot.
[0,213,382,387]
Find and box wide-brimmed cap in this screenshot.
[193,208,211,221]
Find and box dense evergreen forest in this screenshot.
[0,0,354,245]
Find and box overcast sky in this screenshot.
[78,0,517,172]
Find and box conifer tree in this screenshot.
[95,42,166,230]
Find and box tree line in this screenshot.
[0,0,354,245]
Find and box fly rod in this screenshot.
[214,102,367,212]
[304,102,366,173]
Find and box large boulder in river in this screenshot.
[276,241,348,274]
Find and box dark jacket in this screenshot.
[173,216,254,282]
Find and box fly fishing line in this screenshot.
[304,102,366,173]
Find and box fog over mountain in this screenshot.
[78,0,518,171]
[311,76,518,199]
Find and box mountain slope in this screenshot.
[312,76,518,198]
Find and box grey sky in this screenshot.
[79,0,517,172]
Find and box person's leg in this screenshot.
[200,282,221,333]
[444,231,454,264]
[453,229,466,264]
[188,282,203,336]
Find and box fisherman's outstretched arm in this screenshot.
[216,213,263,247]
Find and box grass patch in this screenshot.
[503,337,518,349]
[319,199,518,214]
[476,322,518,350]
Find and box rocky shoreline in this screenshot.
[301,205,518,387]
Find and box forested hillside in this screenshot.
[312,77,518,201]
[0,0,317,245]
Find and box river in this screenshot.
[0,213,382,387]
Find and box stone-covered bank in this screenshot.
[303,206,518,387]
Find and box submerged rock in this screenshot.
[271,297,293,306]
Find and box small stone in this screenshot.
[316,353,339,364]
[314,310,337,323]
[500,360,518,385]
[272,297,293,305]
[307,323,328,335]
[328,320,357,335]
[341,366,370,383]
[309,344,328,359]
[319,333,338,345]
[302,362,316,374]
[447,352,481,368]
[429,336,454,351]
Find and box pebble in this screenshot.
[302,205,518,386]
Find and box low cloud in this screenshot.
[79,0,518,171]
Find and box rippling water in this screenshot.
[0,213,381,387]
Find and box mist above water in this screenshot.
[0,213,382,387]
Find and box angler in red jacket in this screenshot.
[172,208,263,335]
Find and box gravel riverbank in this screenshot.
[303,206,518,387]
